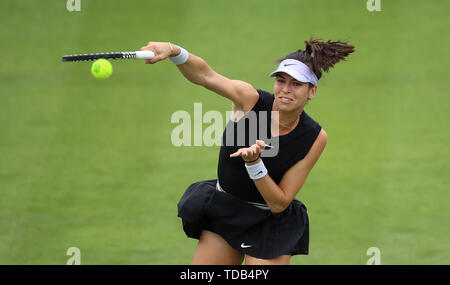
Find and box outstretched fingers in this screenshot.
[229,140,265,161]
[229,149,243,158]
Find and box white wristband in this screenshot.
[245,160,268,180]
[169,46,189,65]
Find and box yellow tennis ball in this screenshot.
[91,59,112,79]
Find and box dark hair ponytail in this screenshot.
[280,38,355,81]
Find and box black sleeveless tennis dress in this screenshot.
[177,89,322,259]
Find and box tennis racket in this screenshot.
[61,51,155,62]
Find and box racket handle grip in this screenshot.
[135,50,155,59]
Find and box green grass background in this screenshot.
[0,0,448,264]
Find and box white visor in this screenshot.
[269,59,318,85]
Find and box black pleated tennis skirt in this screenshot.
[177,179,309,259]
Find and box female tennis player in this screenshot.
[140,39,354,265]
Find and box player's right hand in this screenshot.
[140,41,177,64]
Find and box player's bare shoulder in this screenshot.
[317,128,328,149]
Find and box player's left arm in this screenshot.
[253,128,328,213]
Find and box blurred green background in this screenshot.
[0,0,448,264]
